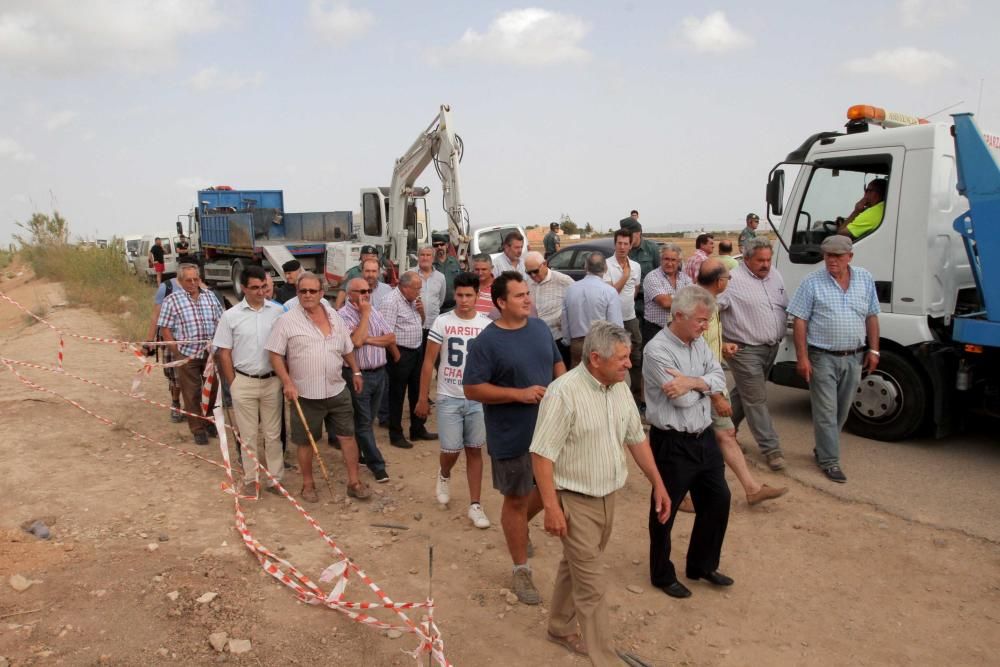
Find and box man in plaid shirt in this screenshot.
[157,264,224,445]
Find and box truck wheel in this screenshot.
[846,349,927,441]
[231,260,244,299]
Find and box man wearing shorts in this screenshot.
[266,272,371,503]
[415,272,492,529]
[149,237,166,285]
[464,271,566,604]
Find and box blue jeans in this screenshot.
[350,367,388,474]
[808,350,862,469]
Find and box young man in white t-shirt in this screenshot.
[416,272,493,528]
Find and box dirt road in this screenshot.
[2,269,999,666]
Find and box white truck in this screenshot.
[765,104,1000,441]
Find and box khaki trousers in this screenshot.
[230,374,283,484]
[177,355,216,435]
[549,490,617,666]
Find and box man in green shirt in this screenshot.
[839,178,887,240]
[738,213,759,255]
[432,232,462,312]
[543,222,561,259]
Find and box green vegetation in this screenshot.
[16,211,154,341]
[0,248,13,270]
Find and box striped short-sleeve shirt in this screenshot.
[643,269,692,328]
[530,364,646,497]
[338,300,393,370]
[265,302,353,400]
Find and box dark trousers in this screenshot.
[177,355,217,435]
[387,346,425,441]
[648,426,731,587]
[640,318,662,351]
[556,340,572,369]
[343,366,388,473]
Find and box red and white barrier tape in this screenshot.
[1,356,450,665]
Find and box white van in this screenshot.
[131,233,182,281]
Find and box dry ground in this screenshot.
[1,266,998,666]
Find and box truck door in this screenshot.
[778,147,903,312]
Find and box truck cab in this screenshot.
[767,105,994,440]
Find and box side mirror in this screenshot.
[767,169,785,217]
[176,220,183,235]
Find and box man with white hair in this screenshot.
[531,321,670,663]
[524,251,574,368]
[416,245,447,344]
[644,285,732,599]
[157,263,224,445]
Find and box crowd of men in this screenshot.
[150,211,881,666]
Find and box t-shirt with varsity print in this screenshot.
[428,310,493,399]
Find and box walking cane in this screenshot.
[292,398,336,498]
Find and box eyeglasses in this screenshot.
[297,288,321,295]
[526,268,541,275]
[350,288,372,294]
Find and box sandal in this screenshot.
[347,481,371,500]
[300,486,319,503]
[546,631,588,656]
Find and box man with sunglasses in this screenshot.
[266,272,371,502]
[524,251,573,368]
[339,278,399,483]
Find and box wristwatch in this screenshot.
[868,350,880,357]
[353,371,363,376]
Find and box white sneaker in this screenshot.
[468,503,490,529]
[435,471,450,505]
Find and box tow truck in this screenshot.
[765,104,1000,441]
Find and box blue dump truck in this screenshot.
[179,187,353,298]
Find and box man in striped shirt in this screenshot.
[683,233,714,283]
[531,321,669,663]
[642,244,692,346]
[157,263,224,445]
[266,272,370,503]
[472,254,498,318]
[379,271,436,449]
[340,278,399,483]
[716,237,789,471]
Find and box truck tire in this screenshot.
[846,349,927,441]
[231,260,245,299]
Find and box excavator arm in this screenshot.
[386,104,471,270]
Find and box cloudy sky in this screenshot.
[1,0,996,244]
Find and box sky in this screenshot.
[2,0,998,245]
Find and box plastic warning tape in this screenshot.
[1,355,450,665]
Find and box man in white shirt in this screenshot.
[492,231,527,278]
[415,272,493,529]
[604,229,643,406]
[416,245,447,344]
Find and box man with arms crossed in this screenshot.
[531,321,669,664]
[415,272,492,529]
[266,272,371,502]
[464,271,566,604]
[644,286,732,599]
[213,266,285,494]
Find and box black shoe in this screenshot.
[378,420,389,428]
[687,571,734,587]
[390,438,414,449]
[822,465,847,483]
[659,581,691,599]
[193,431,209,446]
[328,439,341,450]
[410,429,438,441]
[813,448,819,464]
[374,469,390,483]
[206,424,218,438]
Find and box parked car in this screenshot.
[130,233,182,282]
[544,238,615,281]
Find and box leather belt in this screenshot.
[235,369,276,379]
[808,345,865,357]
[360,366,386,372]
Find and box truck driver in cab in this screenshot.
[837,178,887,240]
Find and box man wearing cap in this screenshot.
[787,235,880,484]
[432,233,462,312]
[543,222,561,260]
[739,214,759,256]
[275,260,301,304]
[336,246,383,308]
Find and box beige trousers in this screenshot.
[230,374,283,485]
[548,490,617,666]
